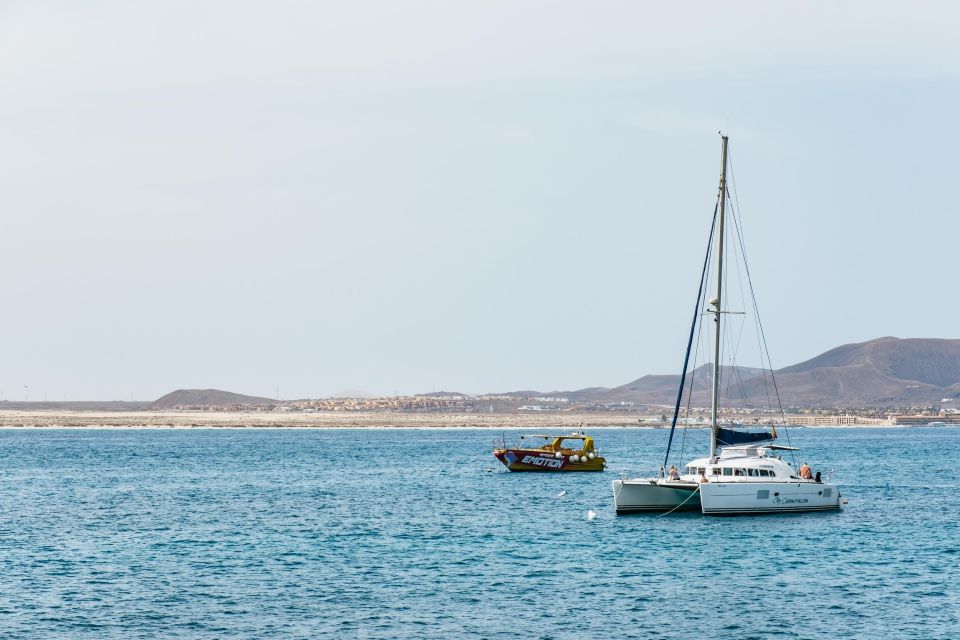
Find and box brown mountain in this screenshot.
[589,364,767,406]
[768,337,960,406]
[151,389,275,409]
[566,337,960,407]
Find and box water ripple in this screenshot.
[0,427,957,638]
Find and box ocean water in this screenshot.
[0,426,957,639]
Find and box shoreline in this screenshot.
[0,410,651,429]
[0,410,943,429]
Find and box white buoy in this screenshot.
[555,451,563,459]
[557,490,566,498]
[587,510,597,521]
[587,452,595,460]
[570,455,579,463]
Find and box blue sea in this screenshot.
[0,426,957,639]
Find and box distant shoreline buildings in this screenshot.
[150,393,960,427]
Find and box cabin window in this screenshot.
[722,468,733,476]
[747,469,756,477]
[734,469,744,476]
[758,469,770,477]
[712,468,720,475]
[697,467,706,476]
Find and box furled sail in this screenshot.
[716,427,777,447]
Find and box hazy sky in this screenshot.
[1,2,959,400]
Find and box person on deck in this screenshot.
[799,462,813,480]
[699,470,709,483]
[668,465,680,480]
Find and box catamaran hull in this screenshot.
[698,481,841,515]
[612,479,701,513]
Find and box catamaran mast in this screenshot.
[709,135,729,462]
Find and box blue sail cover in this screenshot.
[716,427,776,447]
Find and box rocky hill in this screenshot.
[593,364,766,406]
[769,337,960,406]
[564,337,960,408]
[151,389,275,409]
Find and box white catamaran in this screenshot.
[612,135,842,516]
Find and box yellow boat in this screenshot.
[493,432,606,472]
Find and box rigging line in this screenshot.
[726,151,775,405]
[726,152,794,458]
[719,283,746,409]
[690,307,708,412]
[745,240,773,409]
[691,219,717,427]
[726,204,748,364]
[722,319,734,410]
[726,181,784,419]
[678,323,698,463]
[718,223,739,414]
[728,191,774,412]
[678,301,708,464]
[677,222,713,466]
[680,227,715,463]
[663,199,719,468]
[657,485,701,517]
[724,203,756,412]
[720,259,730,411]
[718,203,733,415]
[735,320,751,409]
[679,293,710,463]
[727,316,752,411]
[677,407,688,462]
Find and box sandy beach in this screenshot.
[0,410,658,429]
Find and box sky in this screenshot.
[0,1,959,400]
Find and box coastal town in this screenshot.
[150,392,960,427]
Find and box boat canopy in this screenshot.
[516,433,595,453]
[716,427,776,447]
